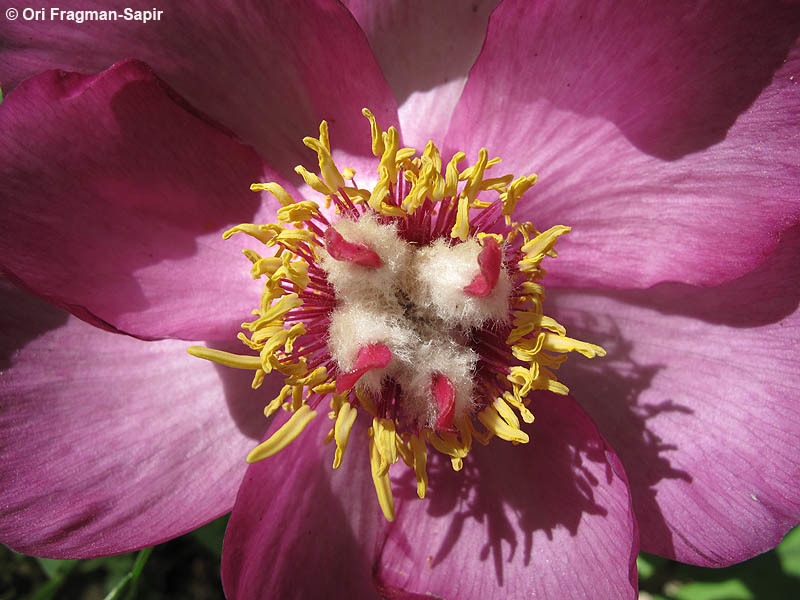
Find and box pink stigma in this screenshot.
[324,227,383,267]
[335,343,393,393]
[432,373,456,431]
[464,237,502,297]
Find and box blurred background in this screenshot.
[3,520,798,599]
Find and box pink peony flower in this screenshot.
[1,1,798,598]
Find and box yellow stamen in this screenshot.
[361,108,385,157]
[409,434,428,499]
[303,121,346,192]
[333,401,358,469]
[369,430,396,521]
[187,346,263,370]
[247,405,317,463]
[478,404,529,444]
[250,182,296,207]
[541,333,607,358]
[191,108,608,524]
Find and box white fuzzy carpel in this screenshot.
[322,214,511,428]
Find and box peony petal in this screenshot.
[552,225,800,566]
[222,415,384,599]
[447,0,800,288]
[0,280,276,557]
[0,0,398,177]
[0,59,284,341]
[343,0,499,149]
[375,393,638,599]
[223,395,638,599]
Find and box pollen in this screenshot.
[188,110,605,521]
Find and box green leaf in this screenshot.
[34,557,77,580]
[671,578,752,600]
[30,560,79,600]
[102,546,153,600]
[191,514,230,559]
[776,524,800,578]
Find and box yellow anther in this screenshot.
[461,148,489,203]
[251,369,265,389]
[277,200,320,224]
[187,346,263,370]
[476,232,505,246]
[295,165,333,195]
[251,182,296,207]
[395,434,413,467]
[521,225,571,264]
[260,329,291,365]
[333,402,358,469]
[481,175,514,193]
[292,366,329,390]
[369,431,396,521]
[501,174,538,220]
[275,228,316,249]
[342,186,370,204]
[396,147,417,163]
[373,417,398,475]
[478,404,529,444]
[444,152,465,198]
[460,155,500,181]
[362,108,385,157]
[242,293,302,331]
[493,396,520,429]
[303,121,346,192]
[313,382,337,395]
[502,391,535,424]
[247,405,317,463]
[510,331,546,358]
[368,173,390,212]
[424,429,468,459]
[409,434,428,499]
[450,195,471,241]
[247,255,281,280]
[507,366,535,396]
[223,223,277,245]
[541,333,607,358]
[378,126,399,184]
[265,386,294,418]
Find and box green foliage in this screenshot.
[2,520,799,599]
[639,526,800,599]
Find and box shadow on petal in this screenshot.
[598,224,800,329]
[388,393,640,590]
[0,277,69,372]
[557,314,694,559]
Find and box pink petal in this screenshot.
[376,393,638,599]
[0,280,275,557]
[552,224,800,566]
[0,59,284,341]
[223,395,638,599]
[342,0,500,149]
[222,415,384,599]
[447,0,800,288]
[0,0,398,177]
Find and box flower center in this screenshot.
[188,109,606,521]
